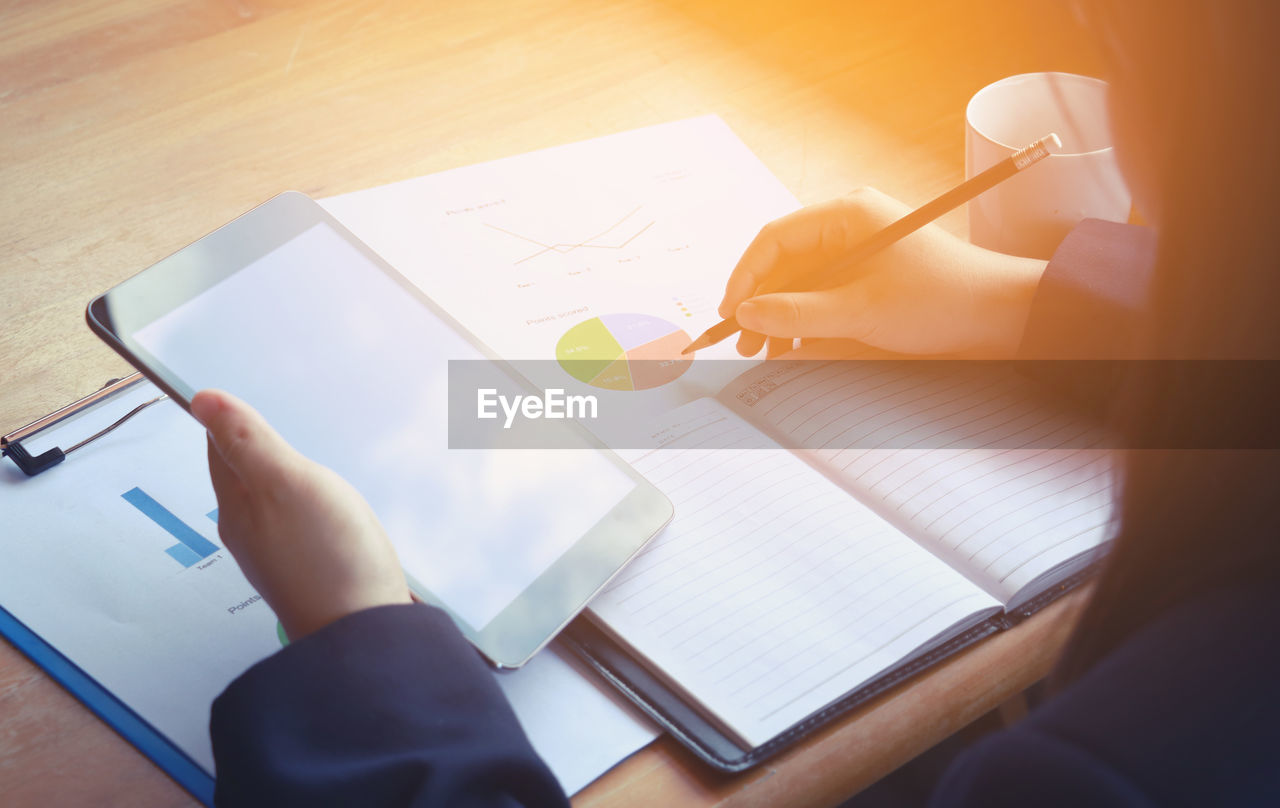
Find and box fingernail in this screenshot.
[736,300,760,329]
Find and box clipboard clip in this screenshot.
[1,373,167,476]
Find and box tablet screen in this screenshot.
[131,221,637,633]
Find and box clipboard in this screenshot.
[1,373,215,806]
[2,373,166,476]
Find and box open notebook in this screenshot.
[569,358,1115,766]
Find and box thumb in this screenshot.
[190,389,297,487]
[735,284,874,340]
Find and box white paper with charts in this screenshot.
[319,115,797,406]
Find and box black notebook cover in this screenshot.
[562,563,1099,772]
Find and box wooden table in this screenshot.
[0,1,1103,804]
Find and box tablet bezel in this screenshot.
[86,190,672,668]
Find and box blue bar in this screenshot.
[207,508,219,524]
[122,487,220,561]
[165,543,202,568]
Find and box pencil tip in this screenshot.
[681,335,709,355]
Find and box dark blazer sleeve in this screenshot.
[1016,219,1157,415]
[1018,218,1156,360]
[210,603,568,808]
[929,582,1280,808]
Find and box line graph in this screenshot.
[485,206,655,265]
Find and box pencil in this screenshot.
[681,132,1063,355]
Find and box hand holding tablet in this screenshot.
[88,192,672,667]
[191,388,414,643]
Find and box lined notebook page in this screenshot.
[722,361,1116,606]
[590,398,1000,746]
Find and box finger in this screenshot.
[191,389,299,489]
[206,436,252,544]
[720,227,782,318]
[718,197,876,318]
[206,435,244,499]
[736,329,767,357]
[736,285,875,341]
[765,337,795,359]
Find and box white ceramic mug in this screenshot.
[965,72,1131,259]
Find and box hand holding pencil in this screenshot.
[689,134,1060,359]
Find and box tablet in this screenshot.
[86,191,672,668]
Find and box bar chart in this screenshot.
[122,487,220,568]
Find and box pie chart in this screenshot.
[556,313,692,390]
